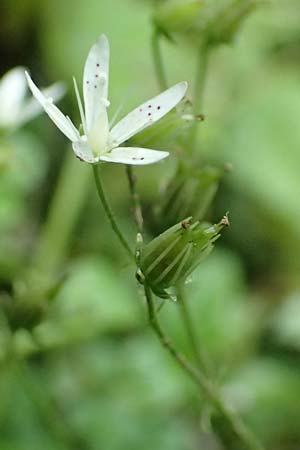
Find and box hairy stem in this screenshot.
[125,165,144,234]
[151,28,168,90]
[144,284,265,450]
[92,165,134,260]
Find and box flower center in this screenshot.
[88,106,109,156]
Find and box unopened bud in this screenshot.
[138,216,228,298]
[153,0,204,34]
[158,165,223,230]
[205,0,262,46]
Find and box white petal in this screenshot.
[16,81,66,127]
[100,146,169,166]
[0,67,27,126]
[25,72,79,142]
[109,81,188,148]
[83,34,110,132]
[72,137,99,163]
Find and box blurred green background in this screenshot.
[1,0,300,449]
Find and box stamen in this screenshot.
[66,115,79,136]
[109,85,134,129]
[101,98,110,108]
[73,76,87,135]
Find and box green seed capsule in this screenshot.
[138,215,229,299]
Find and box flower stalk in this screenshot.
[126,165,144,234]
[189,39,210,147]
[143,283,265,450]
[151,28,168,91]
[92,165,134,260]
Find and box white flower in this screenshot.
[25,34,188,166]
[0,66,64,131]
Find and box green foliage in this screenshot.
[0,0,300,449]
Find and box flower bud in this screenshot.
[153,0,204,34]
[137,215,229,299]
[158,165,223,230]
[206,0,261,46]
[153,0,261,47]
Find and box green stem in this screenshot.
[34,151,91,275]
[92,165,134,260]
[144,283,209,387]
[125,165,144,234]
[189,40,210,147]
[151,28,168,90]
[144,284,265,450]
[193,40,209,114]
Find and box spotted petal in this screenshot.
[0,67,27,127]
[25,72,79,142]
[83,34,110,133]
[100,146,169,166]
[108,81,188,149]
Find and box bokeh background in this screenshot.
[1,0,300,449]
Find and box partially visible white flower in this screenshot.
[25,34,188,166]
[0,67,65,131]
